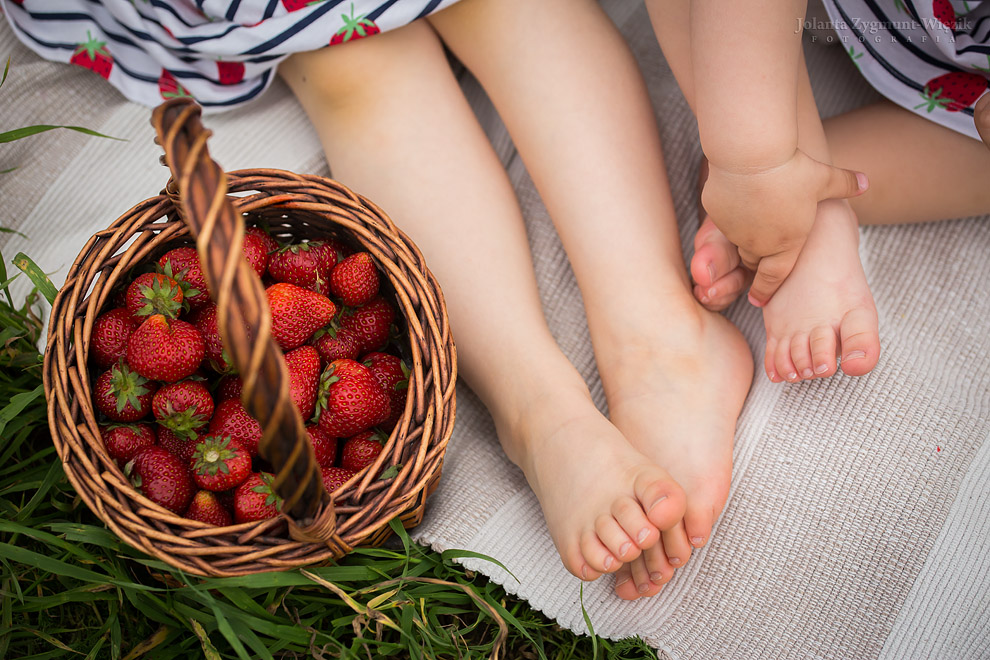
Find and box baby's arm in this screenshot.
[690,0,867,305]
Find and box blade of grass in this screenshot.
[0,125,124,144]
[11,254,57,306]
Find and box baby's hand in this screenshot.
[701,149,868,305]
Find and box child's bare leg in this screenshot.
[279,21,686,584]
[428,0,753,599]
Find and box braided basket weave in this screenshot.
[42,99,456,577]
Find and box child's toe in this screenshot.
[691,219,740,288]
[789,332,815,380]
[629,553,665,597]
[610,496,659,550]
[594,514,641,563]
[643,544,675,586]
[661,521,692,568]
[839,306,880,376]
[613,563,639,600]
[634,471,685,531]
[774,338,800,382]
[683,506,714,550]
[562,545,602,582]
[579,530,618,575]
[764,339,782,382]
[810,325,838,377]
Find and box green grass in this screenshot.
[0,255,656,659]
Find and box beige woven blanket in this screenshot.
[3,2,988,657]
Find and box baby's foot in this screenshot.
[495,382,687,582]
[763,199,880,382]
[691,216,752,311]
[602,306,754,599]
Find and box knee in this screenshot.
[976,93,990,151]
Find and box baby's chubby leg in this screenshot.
[430,0,753,598]
[279,20,685,584]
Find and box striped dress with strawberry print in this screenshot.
[824,0,989,140]
[1,0,463,111]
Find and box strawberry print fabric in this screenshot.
[1,0,461,111]
[823,0,990,140]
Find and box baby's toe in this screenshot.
[629,552,665,598]
[691,218,741,288]
[810,325,838,377]
[643,544,675,587]
[634,470,685,532]
[610,496,659,550]
[774,338,800,383]
[613,563,639,600]
[696,267,750,311]
[579,530,618,575]
[594,513,641,564]
[764,339,782,382]
[661,521,692,568]
[839,307,880,376]
[789,333,815,380]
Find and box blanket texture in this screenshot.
[3,1,988,657]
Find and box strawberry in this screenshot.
[190,436,251,491]
[282,0,322,11]
[94,363,157,422]
[268,243,321,288]
[266,283,337,350]
[314,359,390,437]
[217,59,245,85]
[152,379,214,436]
[127,446,194,514]
[340,297,395,353]
[127,315,205,382]
[362,352,409,428]
[189,303,229,372]
[217,375,244,402]
[307,424,337,468]
[242,231,270,278]
[125,272,184,322]
[321,466,357,493]
[933,0,956,28]
[341,429,386,472]
[234,472,281,523]
[285,345,321,420]
[158,247,210,309]
[246,226,279,258]
[69,31,113,79]
[209,398,263,457]
[916,72,989,112]
[308,239,349,277]
[101,423,156,464]
[185,490,233,526]
[158,69,191,100]
[330,252,379,307]
[157,427,202,463]
[90,308,135,369]
[329,6,381,46]
[311,322,361,363]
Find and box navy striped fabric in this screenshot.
[823,0,989,140]
[0,0,461,110]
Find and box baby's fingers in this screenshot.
[818,161,869,203]
[746,250,799,307]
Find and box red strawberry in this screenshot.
[362,352,409,428]
[307,424,337,468]
[69,31,113,79]
[157,427,202,464]
[329,252,379,307]
[190,436,251,491]
[314,359,390,437]
[311,322,362,363]
[916,72,989,112]
[185,490,233,526]
[321,466,357,493]
[268,243,321,288]
[329,6,381,45]
[101,423,156,464]
[933,0,956,28]
[308,239,349,277]
[246,226,279,258]
[152,379,214,436]
[242,231,270,278]
[127,315,205,382]
[125,272,184,322]
[217,375,244,402]
[127,446,194,514]
[94,363,157,422]
[209,398,263,457]
[189,303,229,372]
[158,69,191,100]
[285,345,321,420]
[217,59,245,85]
[282,0,322,11]
[90,308,135,369]
[340,297,395,353]
[158,247,210,309]
[234,472,281,523]
[341,429,386,473]
[266,283,337,350]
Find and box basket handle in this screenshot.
[152,99,338,543]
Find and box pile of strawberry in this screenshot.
[91,226,409,527]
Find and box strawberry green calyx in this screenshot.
[157,402,209,439]
[74,31,109,60]
[110,363,150,414]
[253,472,282,509]
[336,4,375,41]
[192,436,238,477]
[915,85,953,112]
[136,276,183,319]
[159,260,202,303]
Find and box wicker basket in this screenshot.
[42,99,456,577]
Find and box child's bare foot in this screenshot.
[763,199,880,382]
[601,304,753,599]
[494,379,687,582]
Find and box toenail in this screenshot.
[707,263,716,284]
[801,369,813,378]
[650,572,664,582]
[707,287,718,299]
[637,528,650,544]
[768,370,778,381]
[690,536,704,546]
[615,575,630,587]
[669,557,682,566]
[637,583,650,594]
[603,555,614,571]
[787,372,798,381]
[843,350,867,361]
[581,565,589,580]
[619,542,632,557]
[815,364,829,374]
[701,295,710,304]
[648,496,667,514]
